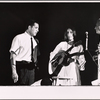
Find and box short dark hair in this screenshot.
[25,19,39,29]
[64,27,76,42]
[96,18,100,27]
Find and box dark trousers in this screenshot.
[15,61,36,85]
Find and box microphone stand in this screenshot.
[85,31,88,51]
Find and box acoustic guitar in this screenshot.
[49,40,84,76]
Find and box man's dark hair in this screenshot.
[25,19,39,29]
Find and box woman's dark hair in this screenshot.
[64,27,76,42]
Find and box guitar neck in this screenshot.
[68,52,84,58]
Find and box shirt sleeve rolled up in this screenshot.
[9,35,20,55]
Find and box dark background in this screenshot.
[0,2,100,85]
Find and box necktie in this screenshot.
[31,37,34,62]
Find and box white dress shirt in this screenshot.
[9,32,37,62]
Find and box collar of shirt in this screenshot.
[25,31,37,49]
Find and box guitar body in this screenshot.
[51,50,71,68]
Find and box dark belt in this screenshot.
[16,61,34,65]
[16,61,35,70]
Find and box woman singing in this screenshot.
[48,27,86,86]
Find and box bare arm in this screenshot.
[10,51,18,83]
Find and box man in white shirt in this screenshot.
[9,20,40,85]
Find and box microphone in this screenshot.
[85,31,88,50]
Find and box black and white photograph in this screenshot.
[1,1,100,99]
